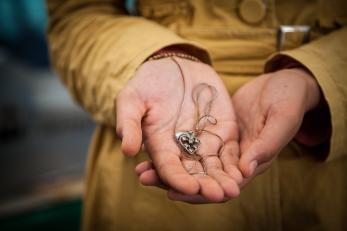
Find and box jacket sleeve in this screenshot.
[265,27,347,161]
[46,0,210,126]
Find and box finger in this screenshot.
[148,144,200,195]
[167,190,229,204]
[239,110,301,177]
[195,173,225,201]
[207,165,240,198]
[196,126,241,196]
[219,141,243,185]
[115,89,146,156]
[181,157,224,201]
[135,160,153,176]
[139,169,168,190]
[238,160,274,189]
[138,160,233,201]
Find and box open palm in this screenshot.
[116,58,241,202]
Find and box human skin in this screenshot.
[115,57,242,202]
[134,67,321,203]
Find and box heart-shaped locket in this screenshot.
[175,130,201,155]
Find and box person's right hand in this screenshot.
[115,57,242,202]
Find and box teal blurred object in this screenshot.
[0,198,82,231]
[0,0,136,67]
[0,0,136,40]
[0,0,48,66]
[0,0,47,41]
[126,0,137,15]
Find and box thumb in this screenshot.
[115,90,146,156]
[239,111,302,177]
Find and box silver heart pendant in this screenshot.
[175,130,201,155]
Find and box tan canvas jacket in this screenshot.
[46,0,347,230]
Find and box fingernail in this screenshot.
[249,161,258,175]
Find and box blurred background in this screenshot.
[0,1,96,230]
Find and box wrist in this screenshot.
[265,55,321,110]
[266,55,330,152]
[291,67,321,111]
[277,66,321,111]
[289,68,330,152]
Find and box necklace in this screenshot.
[170,57,224,175]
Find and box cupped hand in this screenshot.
[233,68,321,182]
[136,67,321,203]
[115,57,241,202]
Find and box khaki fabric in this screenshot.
[46,0,347,230]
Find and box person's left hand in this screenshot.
[136,68,321,203]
